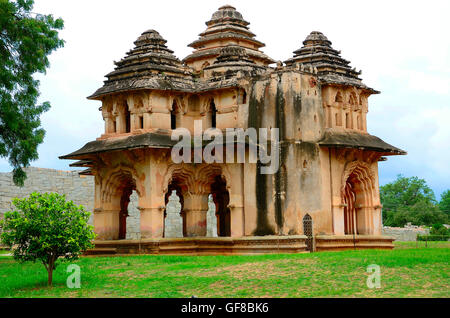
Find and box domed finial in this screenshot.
[219,4,236,10]
[303,31,332,46]
[209,5,245,24]
[134,29,166,47]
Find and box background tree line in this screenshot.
[381,175,449,235]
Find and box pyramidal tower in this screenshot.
[183,5,274,72]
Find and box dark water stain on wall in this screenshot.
[273,78,287,232]
[249,85,275,235]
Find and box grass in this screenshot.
[0,241,448,298]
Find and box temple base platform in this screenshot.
[315,235,395,251]
[84,235,394,256]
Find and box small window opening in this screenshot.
[211,99,217,128]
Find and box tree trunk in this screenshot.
[47,267,53,286]
[47,256,55,286]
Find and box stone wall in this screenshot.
[0,167,95,223]
[382,225,430,241]
[0,167,219,238]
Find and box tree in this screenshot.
[430,223,449,237]
[380,175,447,227]
[439,190,450,216]
[0,192,95,286]
[0,0,64,186]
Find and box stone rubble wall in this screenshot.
[0,167,218,238]
[382,225,430,241]
[0,167,95,223]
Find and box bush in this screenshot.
[417,234,450,242]
[0,192,96,286]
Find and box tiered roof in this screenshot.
[203,45,266,79]
[88,30,193,100]
[183,5,274,69]
[285,31,377,92]
[88,11,380,100]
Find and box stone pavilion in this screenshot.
[61,5,405,254]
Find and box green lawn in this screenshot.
[0,242,448,298]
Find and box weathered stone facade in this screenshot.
[55,5,406,253]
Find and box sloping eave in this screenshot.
[318,129,407,155]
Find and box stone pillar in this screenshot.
[94,209,120,240]
[356,206,372,235]
[183,193,209,237]
[130,113,137,132]
[229,205,244,237]
[104,114,115,134]
[116,108,126,133]
[333,204,346,235]
[140,207,164,238]
[143,112,152,129]
[372,205,382,235]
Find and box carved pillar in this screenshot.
[356,206,371,235]
[183,193,209,237]
[102,111,115,134]
[140,207,165,238]
[226,164,245,237]
[373,205,382,235]
[94,209,120,240]
[106,116,115,134]
[148,107,171,130]
[113,100,127,134]
[333,204,346,235]
[229,205,244,237]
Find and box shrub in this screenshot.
[0,192,96,286]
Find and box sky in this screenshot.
[1,0,449,199]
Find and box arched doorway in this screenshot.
[211,175,230,237]
[119,187,132,239]
[100,165,140,240]
[164,163,227,237]
[117,176,136,240]
[341,161,376,235]
[343,180,357,235]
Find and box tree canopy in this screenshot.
[439,190,450,216]
[0,192,95,286]
[0,0,64,186]
[381,175,448,227]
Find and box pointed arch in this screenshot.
[101,164,142,204]
[340,161,376,235]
